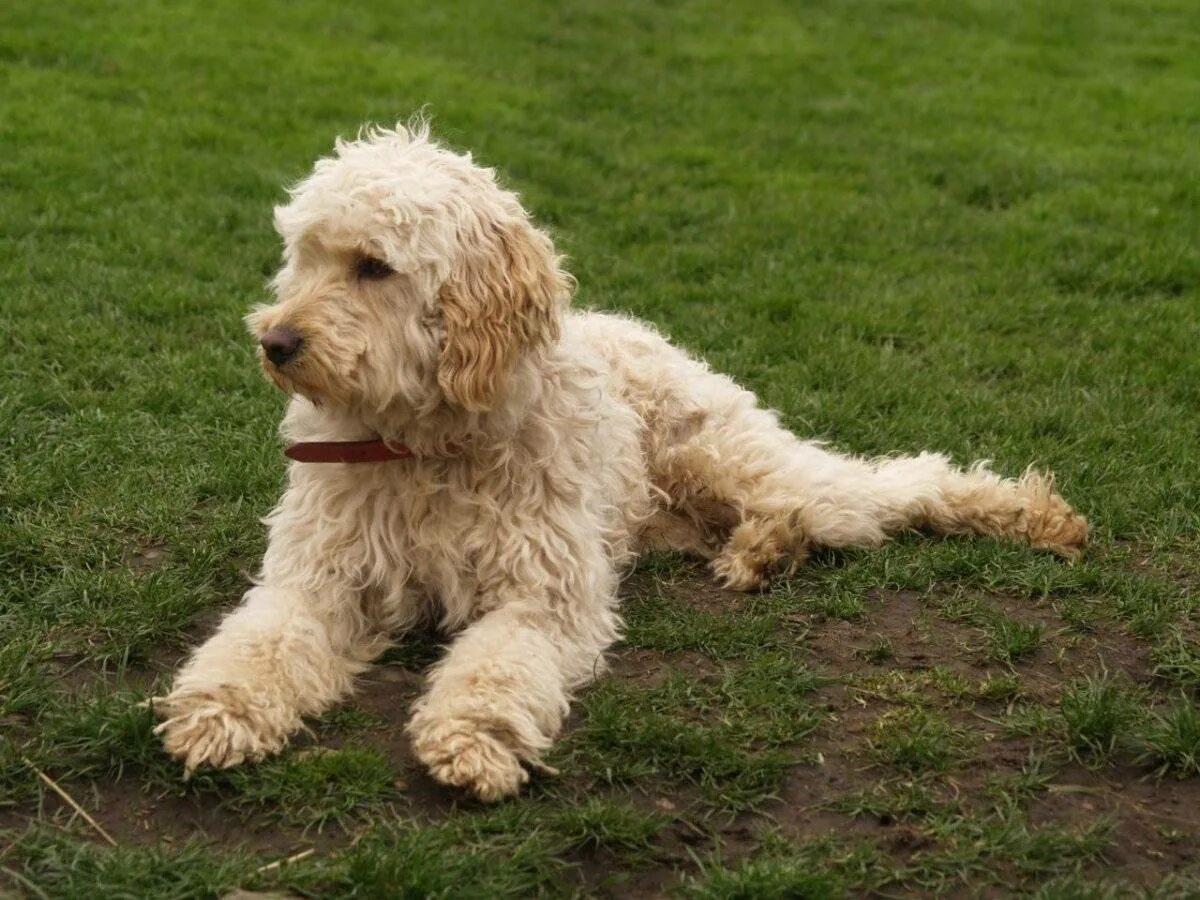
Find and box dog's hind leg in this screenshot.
[657,392,1087,591]
[792,449,1085,548]
[715,451,1087,590]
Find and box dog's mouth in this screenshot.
[261,354,313,397]
[258,344,352,408]
[260,353,294,388]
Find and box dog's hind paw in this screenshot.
[1018,472,1089,560]
[1029,506,1089,560]
[710,548,771,591]
[711,515,810,592]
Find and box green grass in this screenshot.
[2,831,258,900]
[566,654,825,810]
[986,617,1046,664]
[1150,629,1200,693]
[216,747,400,831]
[1138,698,1200,779]
[984,754,1054,811]
[1059,673,1145,764]
[682,841,865,899]
[854,635,895,664]
[3,0,1200,894]
[683,806,1113,897]
[5,802,655,899]
[867,707,972,774]
[623,585,786,658]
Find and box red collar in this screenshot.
[285,439,415,463]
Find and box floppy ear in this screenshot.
[437,220,569,411]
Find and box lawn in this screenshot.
[2,0,1199,895]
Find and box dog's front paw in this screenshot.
[409,717,529,802]
[153,685,291,774]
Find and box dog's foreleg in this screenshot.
[408,592,618,801]
[155,584,381,772]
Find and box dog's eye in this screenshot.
[354,255,393,280]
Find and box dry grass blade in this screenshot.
[255,848,316,873]
[24,759,117,848]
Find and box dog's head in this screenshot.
[247,123,571,418]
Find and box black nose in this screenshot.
[260,327,303,366]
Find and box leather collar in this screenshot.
[284,439,415,463]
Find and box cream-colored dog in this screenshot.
[156,122,1088,800]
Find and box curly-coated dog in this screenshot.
[156,122,1088,800]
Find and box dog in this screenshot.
[155,122,1088,800]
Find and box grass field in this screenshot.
[2,0,1199,895]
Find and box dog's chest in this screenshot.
[301,461,505,595]
[381,462,497,551]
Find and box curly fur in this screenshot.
[156,122,1089,800]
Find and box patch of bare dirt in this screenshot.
[122,542,172,572]
[607,648,718,686]
[1026,764,1200,888]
